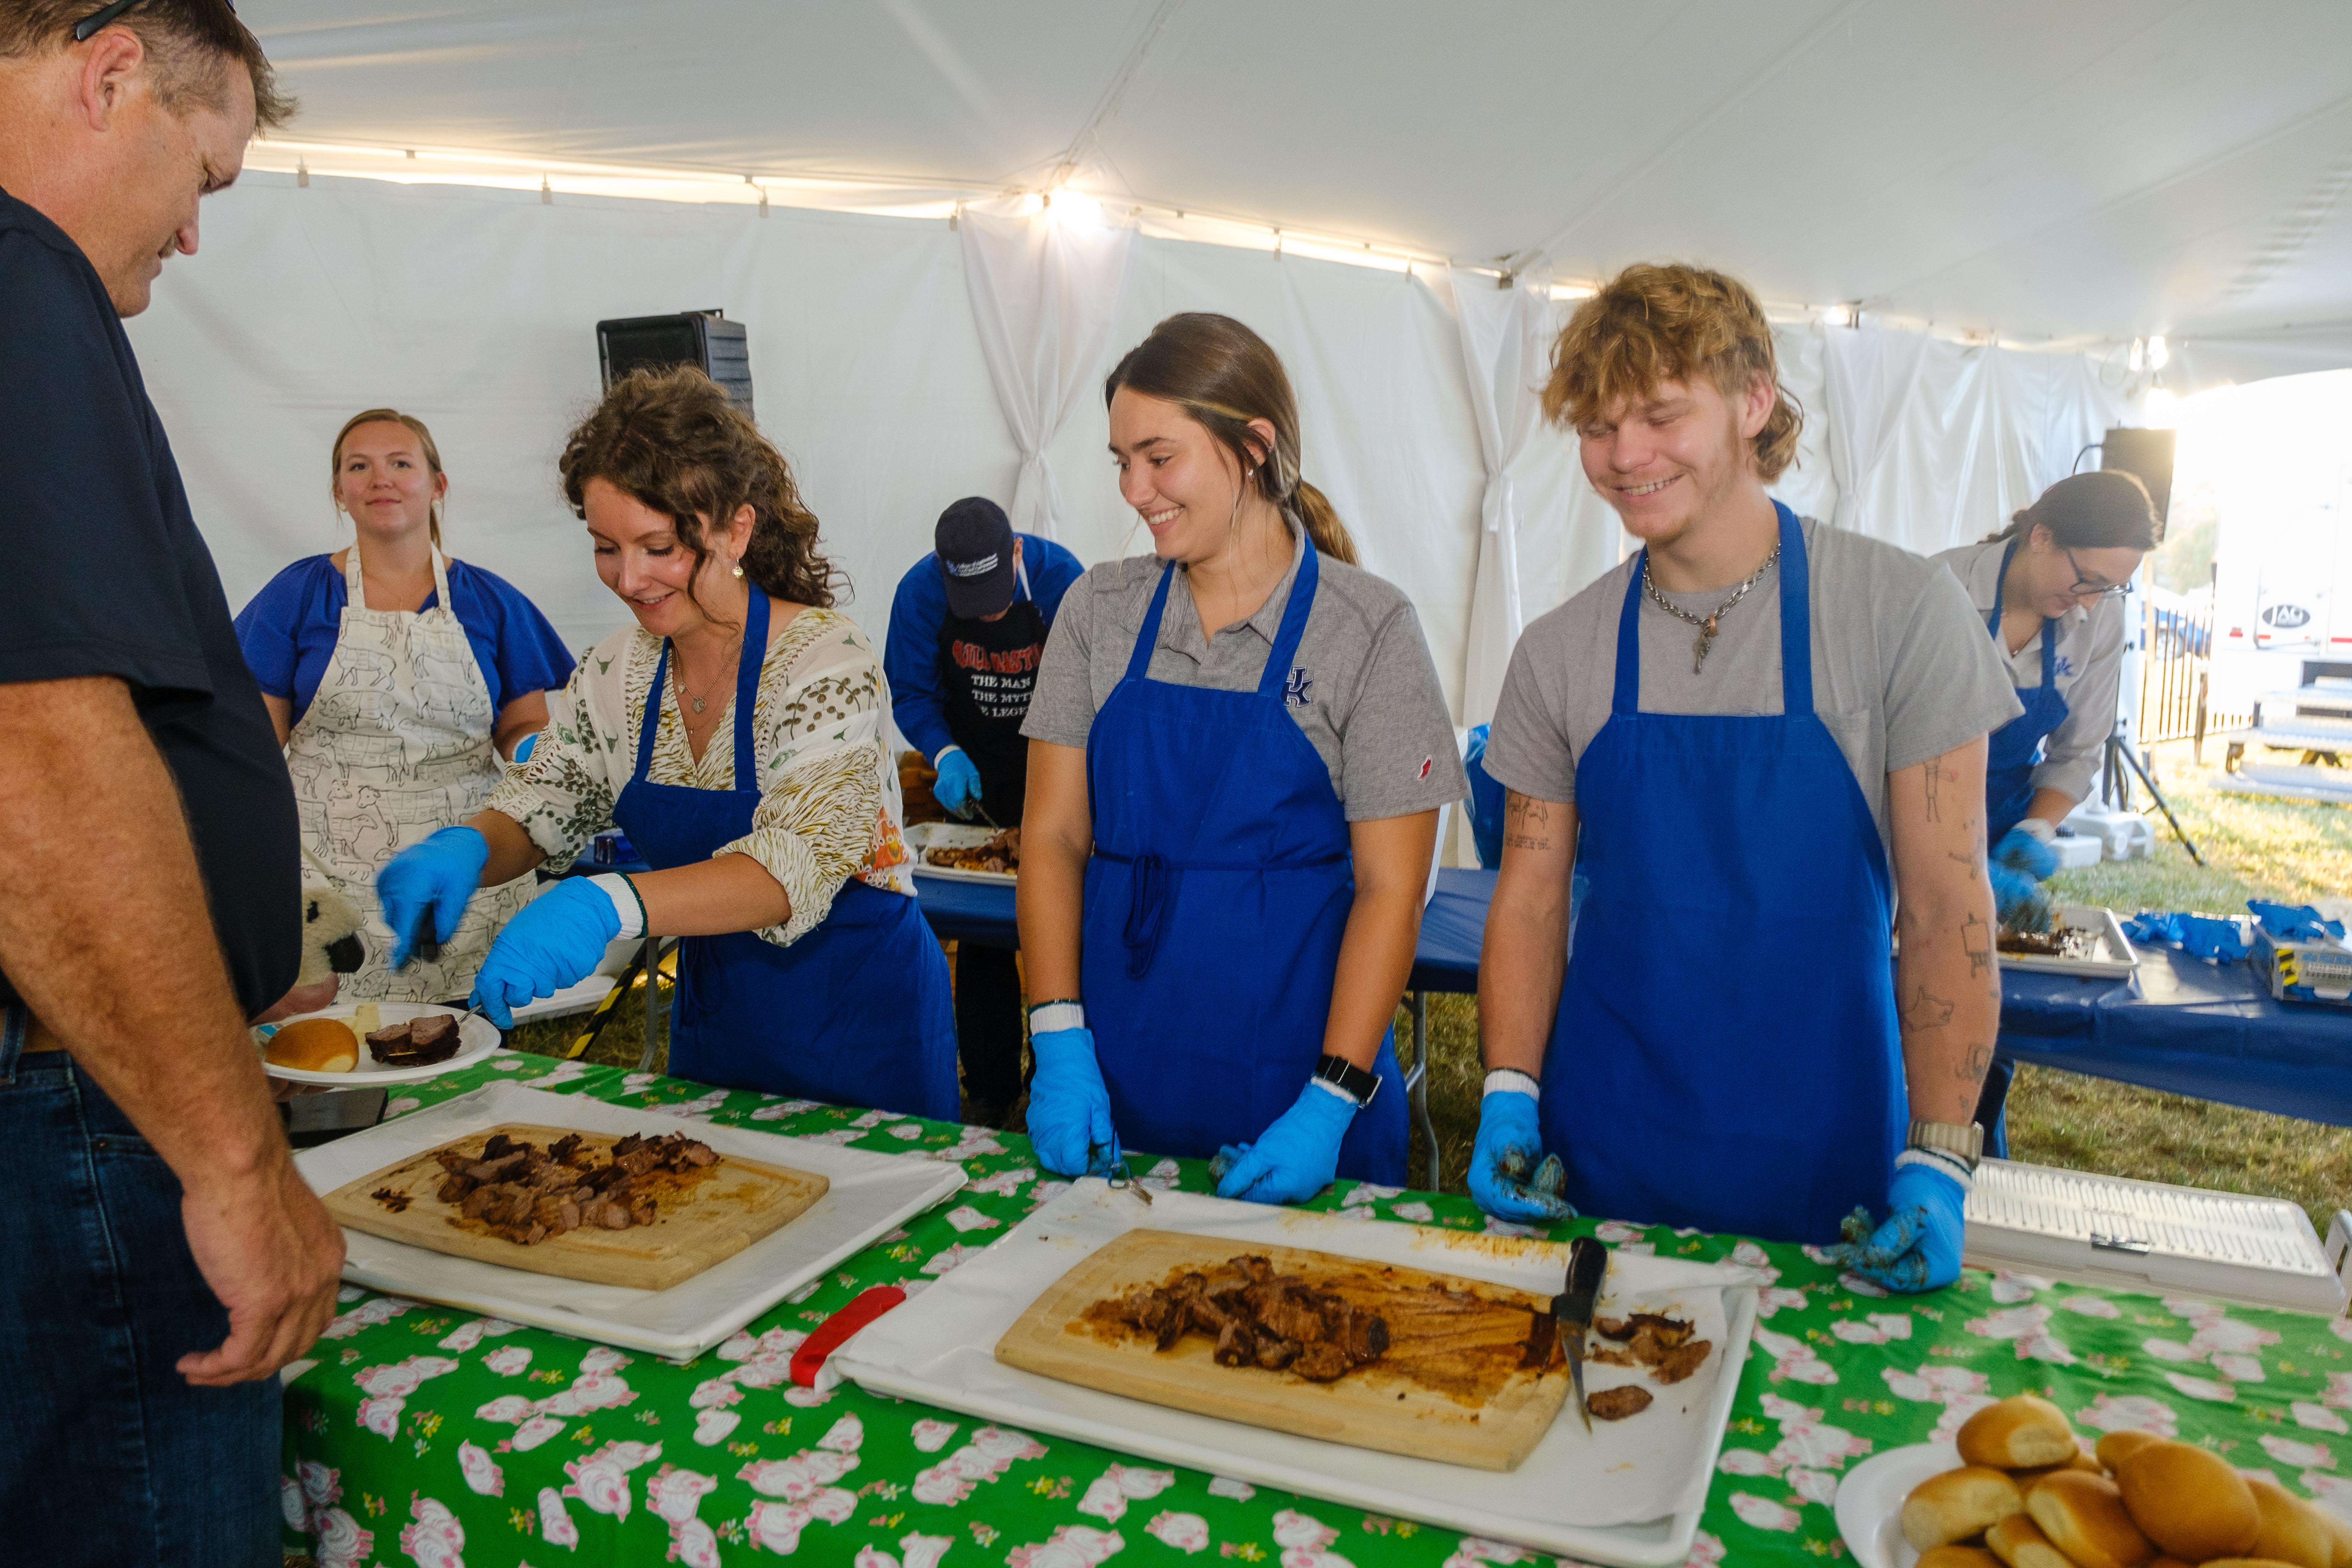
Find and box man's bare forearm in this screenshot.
[1890,748,2002,1127]
[0,677,288,1188]
[1478,792,1577,1077]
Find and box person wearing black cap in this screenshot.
[884,497,1083,1124]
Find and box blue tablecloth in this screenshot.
[916,869,2352,1124]
[914,867,1494,993]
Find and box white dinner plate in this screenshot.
[1835,1441,1958,1568]
[254,1001,501,1085]
[907,820,1017,884]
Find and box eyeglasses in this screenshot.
[2064,548,2130,599]
[74,0,233,44]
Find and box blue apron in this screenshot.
[1081,538,1407,1183]
[610,591,957,1118]
[1983,538,2072,845]
[1539,504,1902,1244]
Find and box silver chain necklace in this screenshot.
[677,634,744,715]
[1642,541,1782,674]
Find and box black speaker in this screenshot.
[2099,427,2175,528]
[596,310,753,415]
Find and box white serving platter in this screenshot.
[1834,1441,1955,1568]
[1995,904,2140,979]
[291,1082,966,1357]
[907,821,1017,885]
[256,1001,501,1086]
[833,1181,1762,1566]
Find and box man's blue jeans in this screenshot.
[0,1006,281,1566]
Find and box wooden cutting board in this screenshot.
[995,1229,1570,1472]
[322,1123,829,1292]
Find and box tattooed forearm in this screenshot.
[1903,985,1955,1031]
[1956,1041,1994,1087]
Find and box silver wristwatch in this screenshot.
[1908,1118,1984,1172]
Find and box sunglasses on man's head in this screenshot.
[74,0,234,44]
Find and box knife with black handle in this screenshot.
[1552,1235,1608,1432]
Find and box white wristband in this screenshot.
[2015,817,2057,844]
[1028,1001,1085,1035]
[934,744,967,768]
[587,874,646,940]
[1309,1077,1359,1105]
[1897,1147,1975,1191]
[1483,1069,1542,1100]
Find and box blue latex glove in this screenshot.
[512,732,539,764]
[1989,861,2053,934]
[1215,1082,1358,1205]
[378,825,490,966]
[1991,825,2059,882]
[467,880,621,1028]
[1026,1027,1115,1178]
[2250,900,2346,943]
[934,749,983,819]
[1468,1090,1576,1223]
[1825,1161,1967,1293]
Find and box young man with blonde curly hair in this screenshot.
[1471,263,2021,1290]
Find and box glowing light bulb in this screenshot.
[2148,334,2170,370]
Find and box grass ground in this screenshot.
[508,738,2352,1227]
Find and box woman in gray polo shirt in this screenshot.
[1015,313,1465,1202]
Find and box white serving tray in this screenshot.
[833,1182,1762,1566]
[907,821,1017,885]
[291,1082,966,1357]
[1996,904,2140,978]
[256,1001,501,1086]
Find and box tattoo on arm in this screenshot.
[1903,985,1955,1031]
[1957,1041,1994,1087]
[1962,913,1992,978]
[1503,794,1557,853]
[1923,761,1940,822]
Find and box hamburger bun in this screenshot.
[2114,1441,2259,1559]
[2247,1477,2335,1568]
[1960,1395,2080,1470]
[1920,1548,2003,1568]
[2025,1470,2154,1568]
[1905,1466,2026,1550]
[2318,1505,2352,1568]
[265,1017,358,1073]
[2204,1562,2322,1568]
[2095,1430,2166,1472]
[1987,1514,2074,1568]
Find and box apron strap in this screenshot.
[1122,563,1179,684]
[1612,504,1811,718]
[429,547,452,611]
[1776,503,1814,719]
[635,645,669,785]
[732,589,769,789]
[1255,529,1320,698]
[1986,536,2060,688]
[343,545,365,601]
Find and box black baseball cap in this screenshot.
[935,496,1017,619]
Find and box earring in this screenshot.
[732,560,745,579]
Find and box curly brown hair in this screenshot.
[1542,263,1802,483]
[558,366,841,621]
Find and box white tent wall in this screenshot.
[125,170,2117,744]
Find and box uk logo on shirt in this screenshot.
[1284,667,1313,707]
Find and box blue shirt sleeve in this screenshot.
[1025,533,1086,627]
[884,556,957,761]
[444,561,576,717]
[232,555,343,723]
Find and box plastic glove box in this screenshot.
[2255,926,2352,1006]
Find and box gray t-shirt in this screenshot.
[1023,527,1469,821]
[1485,516,2023,859]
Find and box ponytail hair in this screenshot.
[1103,312,1360,566]
[1983,469,2164,549]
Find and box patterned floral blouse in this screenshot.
[486,605,913,946]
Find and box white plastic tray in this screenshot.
[908,821,1017,884]
[291,1082,967,1357]
[1995,904,2140,978]
[834,1181,1762,1566]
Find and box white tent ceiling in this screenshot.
[252,0,2352,365]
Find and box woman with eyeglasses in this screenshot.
[1934,469,2162,926]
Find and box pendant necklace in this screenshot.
[678,634,744,716]
[1642,539,1782,674]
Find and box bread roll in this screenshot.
[2015,1450,2105,1494]
[2203,1561,2320,1568]
[2318,1504,2352,1568]
[1959,1395,2079,1469]
[1905,1466,2027,1550]
[2025,1471,2154,1568]
[2247,1477,2335,1568]
[2096,1430,2165,1472]
[265,1017,358,1073]
[1920,1548,2003,1568]
[2115,1441,2258,1559]
[1987,1514,2075,1568]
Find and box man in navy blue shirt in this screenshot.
[0,4,343,1560]
[884,499,1082,1125]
